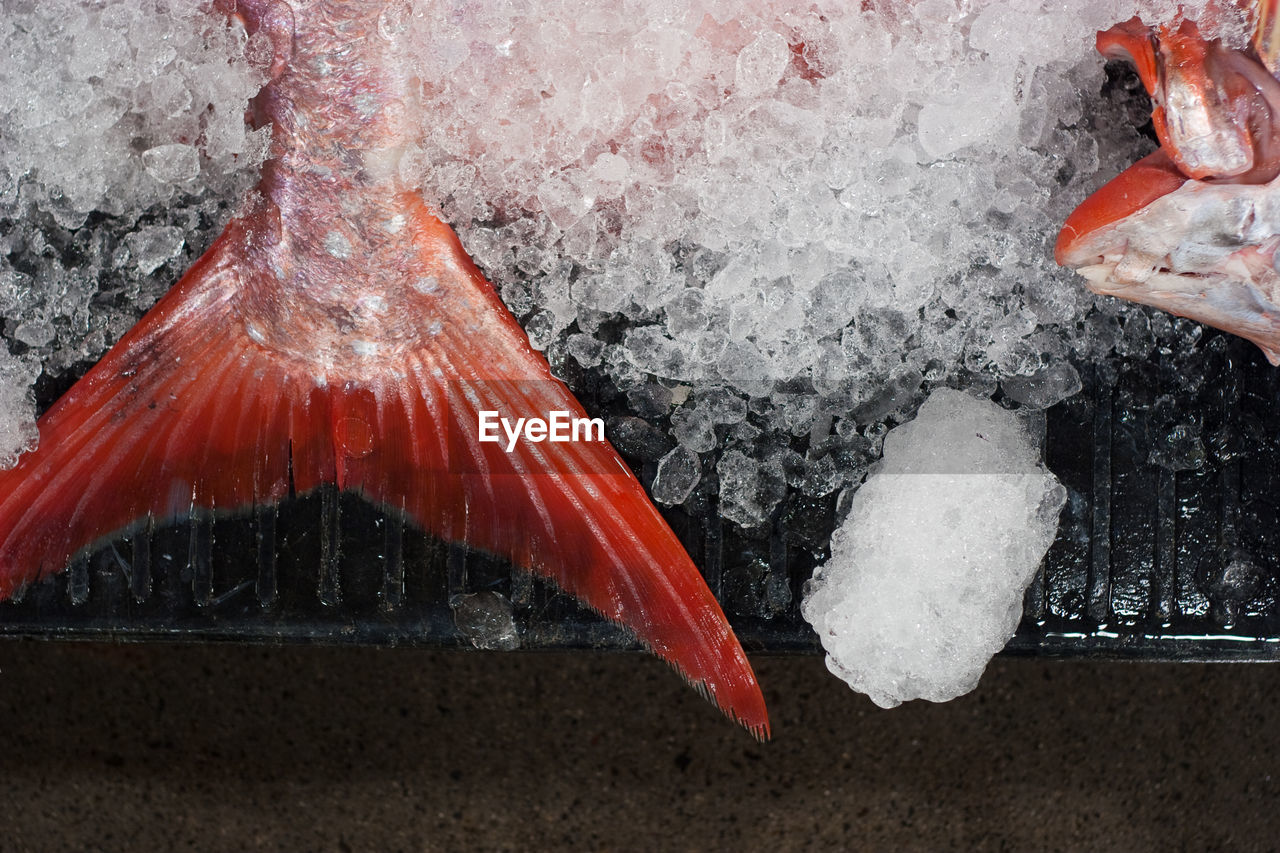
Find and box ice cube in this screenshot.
[124,226,185,275]
[1000,361,1082,410]
[717,449,787,529]
[141,144,200,185]
[652,445,702,506]
[0,348,41,470]
[450,591,520,650]
[735,30,790,96]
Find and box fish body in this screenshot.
[0,1,768,737]
[1056,1,1280,363]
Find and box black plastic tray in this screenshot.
[3,324,1280,661]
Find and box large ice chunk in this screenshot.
[801,389,1066,708]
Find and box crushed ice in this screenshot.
[800,389,1066,708]
[0,0,267,433]
[0,0,1235,516]
[394,0,1229,526]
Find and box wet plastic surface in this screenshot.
[3,331,1280,660]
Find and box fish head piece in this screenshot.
[1058,7,1280,364]
[1057,149,1280,364]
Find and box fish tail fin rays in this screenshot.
[337,372,771,738]
[0,197,770,738]
[340,202,770,738]
[0,217,306,602]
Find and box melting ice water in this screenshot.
[0,0,1239,527]
[800,388,1066,708]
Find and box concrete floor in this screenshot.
[0,642,1275,851]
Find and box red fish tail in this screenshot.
[0,196,770,738]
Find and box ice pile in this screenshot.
[0,0,1232,520]
[0,0,267,466]
[397,0,1229,523]
[0,0,269,228]
[801,389,1066,708]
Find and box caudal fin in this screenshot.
[0,197,769,737]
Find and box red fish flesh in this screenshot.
[0,1,769,737]
[1056,1,1280,363]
